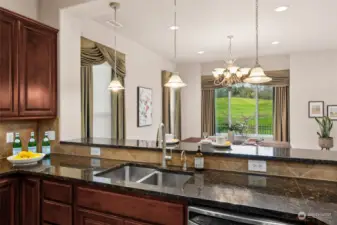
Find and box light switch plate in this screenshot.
[6,132,14,143]
[91,147,101,156]
[47,131,56,141]
[248,160,267,172]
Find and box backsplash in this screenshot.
[0,118,59,158]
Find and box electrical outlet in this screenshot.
[47,130,56,141]
[91,158,101,167]
[91,147,101,156]
[6,132,14,143]
[248,160,267,172]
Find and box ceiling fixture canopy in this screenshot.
[164,0,187,89]
[212,35,250,87]
[108,2,125,92]
[244,0,272,84]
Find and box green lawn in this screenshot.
[215,97,273,134]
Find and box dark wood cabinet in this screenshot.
[124,220,152,225]
[0,8,58,120]
[43,200,72,225]
[21,178,40,225]
[0,179,18,225]
[75,208,124,225]
[0,10,19,117]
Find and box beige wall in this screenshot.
[0,0,38,19]
[290,50,337,150]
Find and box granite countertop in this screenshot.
[0,154,336,224]
[61,138,337,165]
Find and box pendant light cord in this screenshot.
[174,0,177,63]
[255,0,259,65]
[114,6,118,79]
[228,36,233,60]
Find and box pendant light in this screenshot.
[164,0,187,89]
[108,2,125,92]
[244,0,272,84]
[212,35,251,87]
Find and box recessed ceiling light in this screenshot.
[169,25,179,30]
[274,6,289,12]
[198,51,205,54]
[272,41,280,45]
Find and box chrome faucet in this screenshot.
[157,123,171,168]
[181,150,187,171]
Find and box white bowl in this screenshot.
[7,153,46,166]
[211,142,231,148]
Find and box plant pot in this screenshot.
[228,131,234,143]
[318,137,334,150]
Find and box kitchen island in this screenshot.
[0,154,336,224]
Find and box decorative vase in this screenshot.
[228,131,234,143]
[318,137,333,150]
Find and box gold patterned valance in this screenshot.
[202,69,289,90]
[81,37,126,78]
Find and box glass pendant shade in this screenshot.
[244,65,272,84]
[108,78,125,92]
[164,72,187,88]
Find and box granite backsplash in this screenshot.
[0,118,59,158]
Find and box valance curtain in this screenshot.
[201,89,215,136]
[161,71,182,139]
[80,37,126,140]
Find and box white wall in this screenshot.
[93,62,112,138]
[290,50,337,150]
[0,0,38,19]
[59,9,174,141]
[38,0,88,28]
[177,55,289,139]
[177,63,202,139]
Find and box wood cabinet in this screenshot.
[75,208,124,225]
[0,8,58,120]
[0,179,18,225]
[0,9,18,117]
[124,220,152,225]
[43,200,72,225]
[21,178,40,225]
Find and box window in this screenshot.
[215,83,273,136]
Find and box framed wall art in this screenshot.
[308,101,324,118]
[137,87,153,127]
[327,105,337,120]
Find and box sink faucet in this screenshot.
[181,150,187,171]
[157,123,171,168]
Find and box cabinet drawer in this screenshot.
[76,187,184,225]
[43,180,72,204]
[43,200,72,225]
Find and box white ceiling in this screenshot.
[68,0,337,63]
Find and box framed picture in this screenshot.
[327,105,337,120]
[137,87,153,127]
[308,101,324,118]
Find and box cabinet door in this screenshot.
[18,19,57,117]
[0,10,19,118]
[75,208,124,225]
[0,179,18,225]
[124,220,152,225]
[21,178,40,225]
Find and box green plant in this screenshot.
[315,116,333,138]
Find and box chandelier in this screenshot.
[212,36,250,87]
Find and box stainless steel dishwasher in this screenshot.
[188,206,301,225]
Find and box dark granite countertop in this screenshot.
[0,154,336,224]
[61,138,337,165]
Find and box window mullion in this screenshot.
[255,85,259,135]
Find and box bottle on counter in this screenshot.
[13,133,22,155]
[42,132,51,155]
[194,146,204,171]
[28,132,37,153]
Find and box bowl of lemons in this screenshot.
[7,151,45,166]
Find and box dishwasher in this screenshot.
[188,206,302,225]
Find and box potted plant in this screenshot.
[315,116,334,150]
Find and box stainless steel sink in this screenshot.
[94,165,157,183]
[137,171,192,188]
